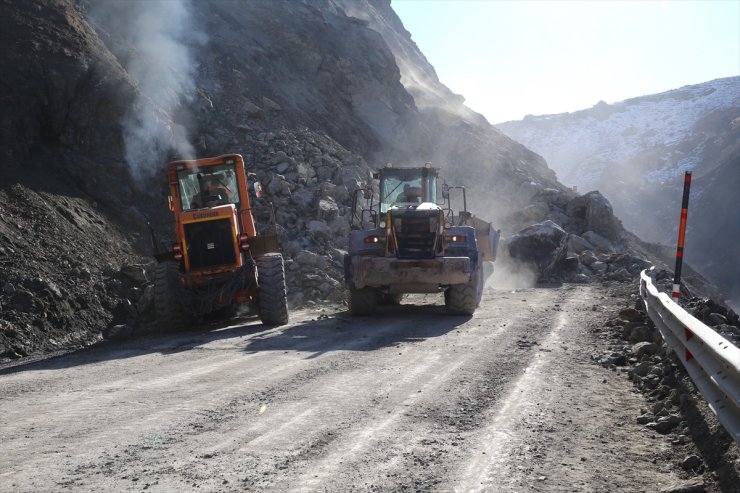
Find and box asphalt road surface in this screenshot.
[0,284,683,492]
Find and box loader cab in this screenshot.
[379,165,438,213]
[177,164,241,211]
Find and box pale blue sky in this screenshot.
[392,0,740,123]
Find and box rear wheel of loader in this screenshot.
[445,264,483,315]
[256,253,289,326]
[348,287,378,316]
[154,261,189,330]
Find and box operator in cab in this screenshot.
[395,183,422,203]
[191,173,232,209]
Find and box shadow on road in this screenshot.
[1,301,472,375]
[0,315,270,375]
[242,302,472,359]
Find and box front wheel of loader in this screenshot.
[445,264,483,315]
[256,253,289,326]
[348,287,378,316]
[154,261,189,330]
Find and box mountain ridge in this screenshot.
[496,76,740,306]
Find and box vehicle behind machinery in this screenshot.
[153,153,289,328]
[344,163,500,316]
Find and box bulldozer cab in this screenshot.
[379,165,438,213]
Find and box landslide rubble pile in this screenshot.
[240,128,373,306]
[506,189,651,284]
[0,184,149,360]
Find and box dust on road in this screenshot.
[0,285,683,492]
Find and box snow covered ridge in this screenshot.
[496,76,740,188]
[495,76,740,310]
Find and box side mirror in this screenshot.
[254,182,263,198]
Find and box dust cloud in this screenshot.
[89,0,205,179]
[486,249,538,290]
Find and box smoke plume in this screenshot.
[89,0,205,180]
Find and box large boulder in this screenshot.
[565,191,622,242]
[508,220,567,269]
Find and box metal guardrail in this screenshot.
[640,269,740,443]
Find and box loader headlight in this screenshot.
[363,236,384,244]
[379,220,386,228]
[444,235,467,243]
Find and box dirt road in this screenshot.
[0,285,686,492]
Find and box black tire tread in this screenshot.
[153,262,189,330]
[445,283,478,315]
[445,264,483,315]
[256,253,289,326]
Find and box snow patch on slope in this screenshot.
[497,77,740,188]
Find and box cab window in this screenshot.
[177,164,241,211]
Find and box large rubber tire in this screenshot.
[154,261,189,330]
[348,287,378,316]
[445,264,483,315]
[256,253,289,326]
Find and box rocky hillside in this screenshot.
[0,0,727,361]
[497,77,740,306]
[0,0,562,357]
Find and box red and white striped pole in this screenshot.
[672,171,692,300]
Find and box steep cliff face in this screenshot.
[496,77,740,304]
[332,0,561,220]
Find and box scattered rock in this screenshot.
[632,341,657,357]
[629,325,653,343]
[103,324,134,341]
[707,312,727,326]
[619,307,642,322]
[119,264,148,284]
[681,455,702,471]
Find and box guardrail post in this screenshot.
[672,171,692,300]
